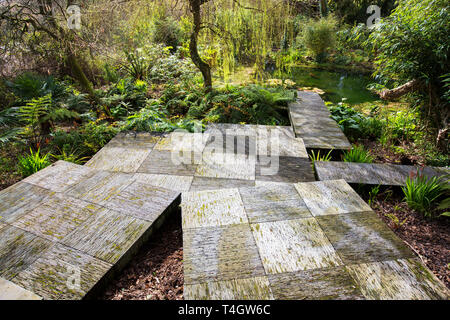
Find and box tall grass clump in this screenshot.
[402,171,447,218]
[343,145,373,163]
[18,148,51,177]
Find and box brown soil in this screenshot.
[367,190,450,288]
[360,139,426,166]
[100,213,184,300]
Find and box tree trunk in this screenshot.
[379,79,422,100]
[66,51,100,104]
[319,0,328,17]
[189,0,212,92]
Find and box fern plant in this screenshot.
[18,148,51,177]
[0,107,21,145]
[19,94,51,147]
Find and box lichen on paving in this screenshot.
[345,258,449,300]
[185,276,274,300]
[250,218,343,274]
[183,224,265,285]
[181,188,248,229]
[294,179,372,216]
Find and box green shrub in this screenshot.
[152,16,183,50]
[329,102,385,141]
[300,16,338,61]
[202,85,294,125]
[18,148,51,177]
[402,171,446,218]
[123,49,150,80]
[343,145,374,163]
[123,102,201,133]
[51,122,118,157]
[7,73,68,101]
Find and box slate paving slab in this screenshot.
[0,182,51,224]
[256,156,315,183]
[181,188,248,229]
[0,161,181,300]
[0,225,52,280]
[189,177,255,191]
[154,131,208,153]
[105,132,163,149]
[67,171,135,206]
[346,258,449,300]
[133,173,193,192]
[12,244,112,300]
[316,212,414,264]
[85,146,151,173]
[185,276,274,300]
[61,208,151,264]
[204,134,257,156]
[24,161,96,192]
[101,181,180,222]
[182,179,448,300]
[195,152,256,180]
[250,218,343,274]
[315,161,450,186]
[268,267,364,300]
[239,183,311,223]
[288,91,351,150]
[183,224,265,284]
[294,179,372,216]
[137,150,200,176]
[10,193,102,242]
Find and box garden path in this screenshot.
[0,93,448,300]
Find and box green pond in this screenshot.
[279,67,379,105]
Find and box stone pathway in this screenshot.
[0,161,180,299]
[288,91,351,150]
[87,124,315,190]
[315,161,449,186]
[182,180,449,300]
[0,91,448,300]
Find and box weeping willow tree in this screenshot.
[186,0,294,89]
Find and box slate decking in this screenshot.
[288,91,351,150]
[182,179,449,300]
[1,111,449,300]
[315,161,450,186]
[0,161,180,300]
[86,125,315,190]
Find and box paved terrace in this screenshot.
[182,179,448,300]
[0,93,448,300]
[0,161,180,299]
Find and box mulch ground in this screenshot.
[366,190,450,288]
[360,139,425,165]
[100,213,184,300]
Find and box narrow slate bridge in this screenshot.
[0,92,448,300]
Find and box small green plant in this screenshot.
[368,185,380,206]
[385,213,407,230]
[51,147,89,165]
[402,170,446,218]
[343,145,373,163]
[309,150,332,164]
[18,148,51,177]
